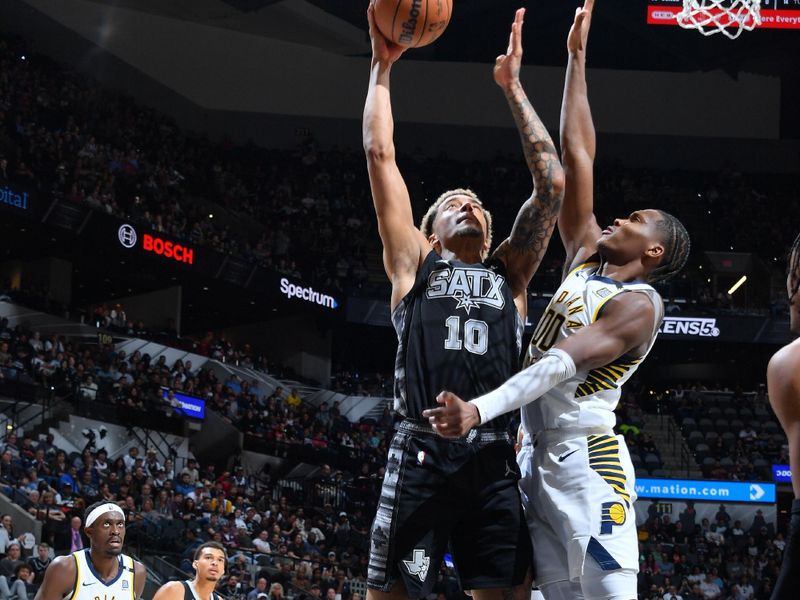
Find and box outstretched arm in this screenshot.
[559,0,602,273]
[492,9,565,311]
[422,291,655,436]
[363,2,429,310]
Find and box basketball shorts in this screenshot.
[517,430,638,598]
[367,420,532,599]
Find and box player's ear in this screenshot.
[427,233,439,250]
[646,241,664,260]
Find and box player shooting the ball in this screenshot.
[424,2,691,599]
[363,3,565,600]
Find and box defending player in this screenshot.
[767,232,800,600]
[151,542,227,600]
[34,501,146,600]
[424,2,691,599]
[363,3,565,600]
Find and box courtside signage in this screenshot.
[772,464,792,483]
[0,185,30,211]
[659,317,720,337]
[647,3,800,29]
[635,478,775,503]
[161,389,205,419]
[117,224,195,265]
[280,277,338,309]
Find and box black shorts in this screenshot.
[367,420,532,598]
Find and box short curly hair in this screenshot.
[419,188,494,258]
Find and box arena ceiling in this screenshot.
[79,0,799,76]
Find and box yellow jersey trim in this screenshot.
[567,261,601,279]
[69,553,81,600]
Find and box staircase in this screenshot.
[642,413,703,479]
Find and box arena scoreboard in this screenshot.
[647,0,800,30]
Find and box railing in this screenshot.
[242,435,389,476]
[664,415,693,477]
[0,385,51,435]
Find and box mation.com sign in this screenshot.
[635,478,775,504]
[117,224,195,265]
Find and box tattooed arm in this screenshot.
[490,9,565,318]
[559,0,602,274]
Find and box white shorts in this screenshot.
[518,431,638,598]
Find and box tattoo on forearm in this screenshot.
[502,81,563,259]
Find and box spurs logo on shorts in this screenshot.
[600,501,627,535]
[403,549,430,582]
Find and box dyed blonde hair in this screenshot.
[419,188,494,258]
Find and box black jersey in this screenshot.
[392,250,523,428]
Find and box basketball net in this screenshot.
[676,0,761,39]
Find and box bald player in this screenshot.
[768,231,800,600]
[35,501,146,600]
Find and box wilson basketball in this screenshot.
[374,0,453,48]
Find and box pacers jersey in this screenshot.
[68,549,136,600]
[522,261,663,433]
[393,250,523,428]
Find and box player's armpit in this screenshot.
[556,291,656,372]
[34,556,76,600]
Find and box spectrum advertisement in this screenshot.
[635,478,776,504]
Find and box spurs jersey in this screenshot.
[393,250,523,429]
[68,549,136,600]
[522,261,664,433]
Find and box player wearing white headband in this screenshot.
[34,501,146,600]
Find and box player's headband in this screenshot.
[85,503,126,528]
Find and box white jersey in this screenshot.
[68,549,136,600]
[523,261,663,434]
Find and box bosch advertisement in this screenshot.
[117,224,196,265]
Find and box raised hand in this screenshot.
[367,1,407,66]
[567,0,594,54]
[494,8,525,91]
[422,391,481,438]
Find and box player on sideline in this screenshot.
[363,3,565,599]
[767,232,800,600]
[424,2,691,599]
[151,542,227,600]
[34,501,146,600]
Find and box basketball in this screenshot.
[373,0,452,48]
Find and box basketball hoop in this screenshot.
[677,0,761,39]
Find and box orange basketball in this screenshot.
[374,0,453,48]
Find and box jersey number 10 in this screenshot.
[444,316,488,355]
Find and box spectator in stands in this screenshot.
[267,582,284,600]
[286,389,302,409]
[28,542,52,585]
[0,516,15,557]
[54,517,85,555]
[0,543,24,578]
[0,564,27,600]
[247,578,268,600]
